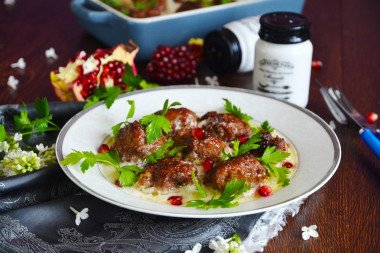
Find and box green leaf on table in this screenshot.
[33,97,50,118]
[0,125,8,142]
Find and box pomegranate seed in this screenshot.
[203,158,214,171]
[366,112,378,124]
[312,60,323,69]
[99,144,110,154]
[238,135,249,143]
[114,180,123,188]
[258,185,272,197]
[192,128,205,139]
[168,196,183,206]
[283,162,293,168]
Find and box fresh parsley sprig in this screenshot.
[111,100,135,138]
[257,146,291,187]
[60,149,144,187]
[84,64,159,109]
[252,120,275,134]
[191,170,207,198]
[221,133,262,161]
[13,98,61,136]
[187,179,251,210]
[223,98,253,123]
[144,139,186,163]
[140,99,181,144]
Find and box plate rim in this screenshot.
[56,85,341,218]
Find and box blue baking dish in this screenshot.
[71,0,306,61]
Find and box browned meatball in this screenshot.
[205,153,268,192]
[156,107,198,133]
[137,157,197,191]
[111,121,167,162]
[199,112,253,142]
[173,128,228,162]
[252,130,287,157]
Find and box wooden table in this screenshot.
[0,0,379,252]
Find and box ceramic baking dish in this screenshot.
[71,0,306,60]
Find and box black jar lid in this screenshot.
[259,12,311,44]
[203,28,242,74]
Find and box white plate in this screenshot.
[56,85,341,218]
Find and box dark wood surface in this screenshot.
[1,0,379,252]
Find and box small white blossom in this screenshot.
[0,141,10,153]
[205,76,219,86]
[36,143,48,152]
[70,206,89,226]
[45,47,58,59]
[209,236,231,253]
[83,55,98,74]
[10,58,26,69]
[302,225,319,240]
[14,133,22,142]
[185,243,202,253]
[4,0,15,6]
[7,75,19,90]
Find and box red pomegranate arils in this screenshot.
[366,112,378,124]
[258,185,272,197]
[168,196,183,206]
[283,162,293,169]
[192,128,205,139]
[114,180,123,188]
[312,60,323,69]
[99,144,110,154]
[238,134,249,143]
[203,158,214,171]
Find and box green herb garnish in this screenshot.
[187,179,251,209]
[257,146,291,187]
[0,125,8,142]
[13,98,61,136]
[223,98,253,124]
[134,0,156,10]
[60,149,143,187]
[191,170,207,198]
[221,133,262,161]
[144,139,186,163]
[140,99,181,143]
[111,100,135,138]
[252,120,275,134]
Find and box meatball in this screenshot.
[205,153,268,192]
[252,130,287,157]
[111,121,166,162]
[199,112,253,142]
[137,157,197,191]
[156,107,198,132]
[173,128,228,162]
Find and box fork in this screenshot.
[315,80,380,159]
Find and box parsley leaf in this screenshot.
[191,170,207,198]
[144,139,185,163]
[111,100,135,138]
[140,99,181,143]
[222,133,262,161]
[223,98,253,123]
[257,146,291,187]
[60,149,144,187]
[135,0,156,10]
[187,179,251,209]
[252,120,275,134]
[13,98,61,136]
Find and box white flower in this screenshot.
[83,55,98,74]
[10,58,26,69]
[205,75,219,86]
[70,206,89,226]
[209,236,231,253]
[0,141,10,153]
[14,133,22,142]
[7,75,19,90]
[45,47,58,59]
[185,243,202,253]
[302,225,319,240]
[36,143,48,152]
[4,0,15,6]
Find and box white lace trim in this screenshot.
[242,198,305,252]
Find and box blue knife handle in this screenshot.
[360,129,380,159]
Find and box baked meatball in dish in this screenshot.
[251,130,288,157]
[111,121,167,162]
[204,153,268,192]
[199,111,253,142]
[156,107,198,134]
